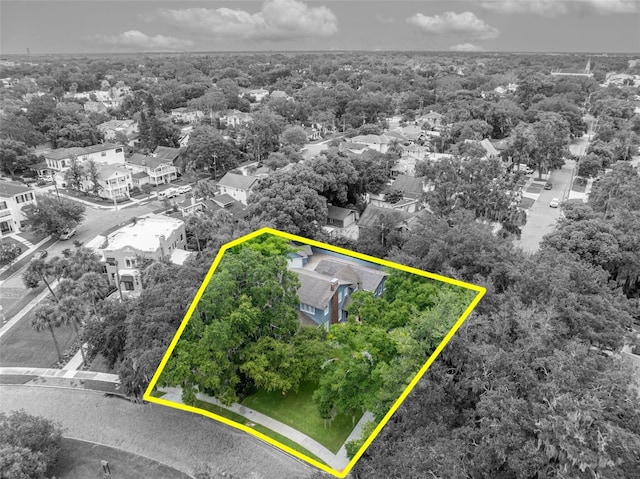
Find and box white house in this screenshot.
[349,134,391,153]
[0,181,37,237]
[217,172,260,205]
[98,215,190,296]
[43,144,125,172]
[218,109,253,128]
[170,108,204,124]
[127,153,178,186]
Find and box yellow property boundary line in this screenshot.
[144,227,486,478]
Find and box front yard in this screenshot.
[0,307,77,367]
[241,381,363,454]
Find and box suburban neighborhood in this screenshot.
[1,1,640,478]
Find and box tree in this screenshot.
[280,125,308,150]
[23,258,58,301]
[0,410,63,478]
[245,111,285,162]
[31,303,63,363]
[0,243,22,270]
[183,126,241,175]
[0,139,39,179]
[63,156,85,190]
[530,112,570,178]
[86,159,103,196]
[0,112,46,147]
[576,153,602,180]
[77,271,109,316]
[23,194,85,238]
[247,178,328,237]
[57,296,88,366]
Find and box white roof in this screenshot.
[103,215,184,253]
[170,248,193,265]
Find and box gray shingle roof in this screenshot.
[291,268,345,309]
[0,180,30,197]
[314,259,387,293]
[218,172,259,191]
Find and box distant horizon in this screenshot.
[1,1,638,56]
[1,50,637,59]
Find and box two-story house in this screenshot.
[287,247,388,329]
[0,181,37,237]
[88,164,133,200]
[43,144,125,174]
[127,153,178,186]
[218,110,254,128]
[96,215,190,296]
[217,172,260,205]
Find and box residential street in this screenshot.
[514,133,590,253]
[0,385,314,479]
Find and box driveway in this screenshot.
[0,385,314,479]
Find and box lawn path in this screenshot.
[0,385,314,479]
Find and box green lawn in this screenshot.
[193,398,327,466]
[0,308,77,367]
[242,381,362,454]
[48,437,192,479]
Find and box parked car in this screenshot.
[177,185,192,194]
[549,198,560,208]
[59,228,76,240]
[544,182,552,190]
[158,188,179,200]
[31,250,48,261]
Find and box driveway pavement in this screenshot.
[0,385,315,479]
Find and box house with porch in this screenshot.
[218,110,254,128]
[421,111,444,130]
[0,181,37,237]
[43,144,125,174]
[127,153,178,186]
[78,163,133,200]
[286,246,388,329]
[170,108,204,124]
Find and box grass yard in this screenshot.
[572,178,587,192]
[0,309,77,367]
[193,398,328,466]
[48,437,192,479]
[242,381,362,454]
[520,197,535,209]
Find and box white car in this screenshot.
[549,198,560,208]
[158,188,179,200]
[177,185,192,194]
[59,228,76,240]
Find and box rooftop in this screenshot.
[44,143,123,161]
[0,180,31,197]
[218,172,260,190]
[102,215,185,253]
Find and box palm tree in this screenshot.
[387,138,404,159]
[78,272,108,316]
[24,258,58,302]
[31,304,63,363]
[57,296,88,367]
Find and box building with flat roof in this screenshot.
[96,214,190,296]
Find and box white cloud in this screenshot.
[156,0,338,41]
[407,11,499,40]
[479,0,637,15]
[450,43,485,52]
[93,30,193,51]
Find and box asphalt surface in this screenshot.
[0,385,315,479]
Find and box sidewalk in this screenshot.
[38,186,150,211]
[0,366,120,383]
[0,278,59,338]
[159,386,357,470]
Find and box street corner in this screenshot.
[143,227,486,478]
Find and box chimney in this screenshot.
[330,278,339,291]
[141,158,146,166]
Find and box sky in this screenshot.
[1,0,639,55]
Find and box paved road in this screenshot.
[514,133,590,254]
[0,385,314,479]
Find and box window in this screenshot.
[300,303,315,314]
[0,201,7,210]
[115,148,123,153]
[101,152,107,157]
[124,258,136,268]
[324,304,330,316]
[338,289,343,302]
[123,281,134,291]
